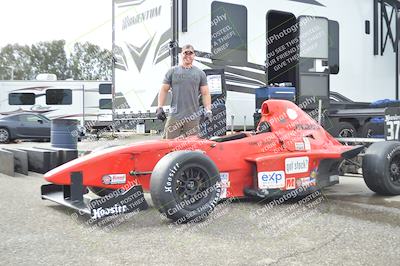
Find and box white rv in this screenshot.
[0,80,113,127]
[112,0,399,129]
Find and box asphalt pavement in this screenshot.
[1,136,400,265]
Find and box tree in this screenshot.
[29,40,70,80]
[0,40,112,80]
[0,44,32,79]
[69,42,112,80]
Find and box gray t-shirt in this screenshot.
[163,65,208,120]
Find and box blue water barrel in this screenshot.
[51,119,79,149]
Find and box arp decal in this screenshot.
[300,177,316,187]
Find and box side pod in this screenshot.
[41,172,148,219]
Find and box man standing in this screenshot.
[157,44,212,139]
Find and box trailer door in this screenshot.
[113,0,174,115]
[297,16,330,110]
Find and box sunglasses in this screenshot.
[183,51,194,55]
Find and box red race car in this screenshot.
[42,100,392,222]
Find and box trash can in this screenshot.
[51,119,79,149]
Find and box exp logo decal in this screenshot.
[258,171,285,189]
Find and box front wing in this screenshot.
[41,172,148,219]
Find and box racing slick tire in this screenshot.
[150,151,221,223]
[362,141,400,195]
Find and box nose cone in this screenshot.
[44,157,85,184]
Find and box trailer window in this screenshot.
[99,83,112,94]
[99,99,112,109]
[9,93,35,105]
[46,89,72,105]
[211,1,247,65]
[329,20,340,74]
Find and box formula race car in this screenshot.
[41,100,400,222]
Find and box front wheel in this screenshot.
[0,128,10,143]
[362,141,400,195]
[150,151,221,223]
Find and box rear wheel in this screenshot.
[330,122,356,138]
[362,141,400,195]
[360,121,384,138]
[150,151,221,223]
[0,128,10,143]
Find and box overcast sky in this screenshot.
[0,0,112,52]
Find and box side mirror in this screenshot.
[37,119,43,124]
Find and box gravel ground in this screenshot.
[1,135,400,265]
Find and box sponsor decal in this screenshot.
[286,108,298,120]
[303,137,311,150]
[285,157,309,174]
[286,177,296,190]
[164,163,180,193]
[300,177,316,187]
[258,171,286,189]
[295,142,305,151]
[122,6,162,30]
[219,173,230,199]
[295,124,319,130]
[296,178,303,188]
[92,204,128,219]
[102,174,127,185]
[310,168,318,178]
